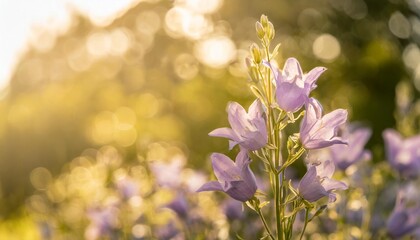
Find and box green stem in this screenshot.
[275,172,283,240]
[257,207,276,240]
[299,208,310,240]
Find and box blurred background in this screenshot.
[0,0,420,238]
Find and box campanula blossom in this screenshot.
[300,98,348,149]
[197,150,257,202]
[209,100,267,151]
[265,58,326,112]
[329,124,372,170]
[383,129,420,178]
[387,189,420,238]
[298,160,347,203]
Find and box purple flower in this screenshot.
[209,100,267,151]
[166,194,189,219]
[156,221,181,240]
[387,190,420,238]
[329,124,372,170]
[300,98,348,149]
[265,58,326,112]
[223,199,244,221]
[150,156,185,188]
[298,160,347,203]
[115,176,139,200]
[197,150,257,202]
[85,206,119,240]
[383,129,420,178]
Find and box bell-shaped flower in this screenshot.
[298,160,347,203]
[329,124,372,170]
[387,188,420,238]
[265,58,326,112]
[300,98,348,149]
[197,150,257,202]
[383,129,420,178]
[209,100,267,151]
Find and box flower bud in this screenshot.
[250,43,262,64]
[266,22,275,40]
[260,15,268,28]
[255,22,265,39]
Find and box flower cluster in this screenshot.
[197,15,352,239]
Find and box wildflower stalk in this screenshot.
[200,14,348,240]
[255,203,276,240]
[299,207,310,240]
[263,41,284,240]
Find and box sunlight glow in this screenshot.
[0,0,140,89]
[194,36,236,68]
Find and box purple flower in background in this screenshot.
[156,221,181,240]
[115,176,139,200]
[387,190,420,238]
[197,150,257,202]
[298,160,347,203]
[300,98,348,149]
[329,124,372,170]
[166,194,189,219]
[150,156,185,188]
[265,58,326,112]
[383,129,420,178]
[209,100,267,151]
[85,206,119,240]
[223,198,244,221]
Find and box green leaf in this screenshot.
[270,43,281,59]
[259,201,270,209]
[308,205,327,222]
[283,205,305,219]
[236,233,245,240]
[265,143,277,150]
[250,85,264,101]
[260,234,270,240]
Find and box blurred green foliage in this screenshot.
[0,0,418,219]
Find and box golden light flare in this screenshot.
[194,35,236,68]
[312,34,341,62]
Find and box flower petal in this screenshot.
[322,178,348,192]
[227,102,250,134]
[298,166,328,202]
[209,127,237,140]
[383,129,403,166]
[211,153,241,183]
[235,150,257,195]
[283,58,303,80]
[276,82,308,112]
[304,66,326,90]
[196,181,223,192]
[262,60,280,82]
[316,160,335,179]
[303,137,347,150]
[248,99,264,120]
